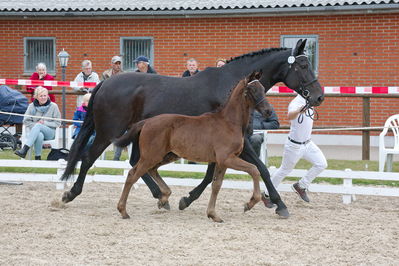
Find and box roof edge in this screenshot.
[0,4,399,19]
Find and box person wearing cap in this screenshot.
[182,58,200,77]
[102,55,124,80]
[134,56,157,74]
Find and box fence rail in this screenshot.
[0,159,398,204]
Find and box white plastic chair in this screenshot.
[379,114,399,172]
[21,124,60,159]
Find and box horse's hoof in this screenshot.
[178,197,191,210]
[61,191,73,203]
[158,200,171,210]
[121,214,130,219]
[275,207,290,219]
[244,203,251,212]
[208,215,224,223]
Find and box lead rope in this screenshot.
[297,99,319,124]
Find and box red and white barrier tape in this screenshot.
[1,78,399,94]
[0,79,98,88]
[268,86,399,94]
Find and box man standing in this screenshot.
[134,56,157,74]
[182,58,200,77]
[262,94,327,207]
[102,55,123,80]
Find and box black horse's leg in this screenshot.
[239,138,289,218]
[129,143,162,199]
[62,139,110,203]
[179,163,216,210]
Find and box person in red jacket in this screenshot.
[26,62,56,103]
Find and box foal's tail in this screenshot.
[114,120,146,148]
[61,81,104,181]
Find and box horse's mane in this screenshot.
[226,47,289,64]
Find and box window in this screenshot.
[121,37,154,71]
[24,37,56,74]
[281,35,318,76]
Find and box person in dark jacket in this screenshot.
[247,105,280,157]
[134,56,157,74]
[182,58,200,77]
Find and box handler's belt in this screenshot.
[288,137,311,145]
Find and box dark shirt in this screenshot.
[247,106,279,136]
[182,69,199,77]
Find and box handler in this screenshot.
[262,94,327,206]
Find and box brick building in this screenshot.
[0,0,398,142]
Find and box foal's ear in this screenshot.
[248,71,262,82]
[293,39,307,56]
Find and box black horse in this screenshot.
[61,39,323,218]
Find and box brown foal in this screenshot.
[115,73,272,222]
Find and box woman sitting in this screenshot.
[15,87,61,160]
[26,62,56,103]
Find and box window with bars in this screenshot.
[281,35,319,76]
[24,37,56,74]
[121,37,154,71]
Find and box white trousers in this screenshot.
[272,139,327,189]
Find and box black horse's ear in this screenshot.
[293,39,307,56]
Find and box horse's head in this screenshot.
[283,39,324,107]
[245,72,272,118]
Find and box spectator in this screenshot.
[26,63,55,103]
[15,87,61,160]
[216,58,226,67]
[72,93,95,148]
[182,58,200,77]
[262,94,327,207]
[134,56,157,74]
[247,106,280,158]
[72,60,100,106]
[102,55,124,80]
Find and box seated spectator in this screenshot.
[216,58,226,67]
[72,93,95,148]
[134,56,157,74]
[102,55,124,80]
[182,58,200,77]
[72,60,100,106]
[26,62,55,103]
[247,105,280,157]
[15,87,61,160]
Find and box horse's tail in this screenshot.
[114,120,146,148]
[61,81,104,181]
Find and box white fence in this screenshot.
[0,159,398,204]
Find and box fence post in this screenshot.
[342,168,355,204]
[362,96,370,160]
[56,159,67,190]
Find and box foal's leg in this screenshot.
[206,165,227,223]
[148,168,172,210]
[129,139,162,199]
[179,163,216,210]
[240,138,289,218]
[62,137,111,203]
[221,155,262,212]
[117,162,149,219]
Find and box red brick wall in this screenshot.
[0,13,398,133]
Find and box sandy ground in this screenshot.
[1,181,398,265]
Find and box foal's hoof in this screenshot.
[61,191,74,203]
[158,200,170,210]
[244,203,251,212]
[121,213,130,219]
[275,207,290,219]
[207,215,224,223]
[178,197,191,210]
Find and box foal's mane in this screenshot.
[226,47,288,64]
[211,79,246,113]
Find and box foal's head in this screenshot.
[245,72,272,118]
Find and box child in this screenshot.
[72,93,95,146]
